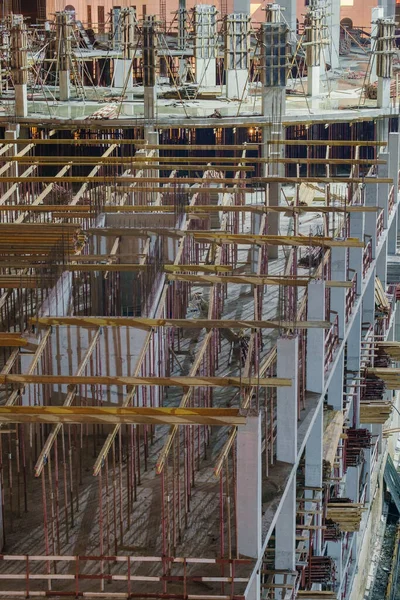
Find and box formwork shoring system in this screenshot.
[0,123,393,598]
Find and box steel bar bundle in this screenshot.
[306,556,336,584]
[361,374,386,400]
[344,428,372,468]
[323,519,342,541]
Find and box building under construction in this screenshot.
[0,1,399,599]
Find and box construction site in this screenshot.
[0,1,400,599]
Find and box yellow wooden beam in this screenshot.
[0,406,247,426]
[0,204,381,214]
[190,232,365,248]
[31,316,332,330]
[166,274,353,287]
[0,374,291,387]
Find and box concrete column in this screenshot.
[10,23,28,117]
[327,540,343,583]
[143,16,157,122]
[328,0,340,70]
[144,87,157,120]
[225,13,250,100]
[363,425,373,503]
[261,18,288,259]
[275,477,296,572]
[56,12,72,102]
[376,17,396,109]
[194,5,217,88]
[345,465,360,502]
[277,335,298,463]
[306,280,325,394]
[307,65,320,97]
[364,182,378,259]
[244,573,260,600]
[330,246,347,339]
[388,132,400,195]
[15,84,27,116]
[113,59,133,89]
[388,216,398,255]
[347,307,361,374]
[5,127,20,203]
[378,76,391,109]
[328,349,344,411]
[237,415,262,559]
[251,212,262,271]
[388,133,399,253]
[305,402,323,553]
[111,6,122,50]
[277,0,296,35]
[379,0,396,17]
[376,238,388,288]
[305,403,323,488]
[370,7,385,84]
[196,58,216,88]
[304,2,325,98]
[362,273,376,327]
[349,211,364,294]
[59,70,70,102]
[378,153,390,228]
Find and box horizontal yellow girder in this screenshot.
[0,374,292,388]
[31,316,331,330]
[0,406,247,426]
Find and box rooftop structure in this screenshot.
[0,2,399,600]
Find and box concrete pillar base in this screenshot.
[277,335,298,463]
[306,280,326,393]
[237,415,262,559]
[307,65,320,97]
[377,78,391,109]
[196,58,216,88]
[226,69,247,100]
[144,86,157,121]
[113,58,133,89]
[59,71,70,101]
[15,84,28,117]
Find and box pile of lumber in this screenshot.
[366,367,400,391]
[377,341,400,361]
[360,401,392,424]
[375,277,391,315]
[323,411,344,480]
[86,104,119,120]
[326,500,364,532]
